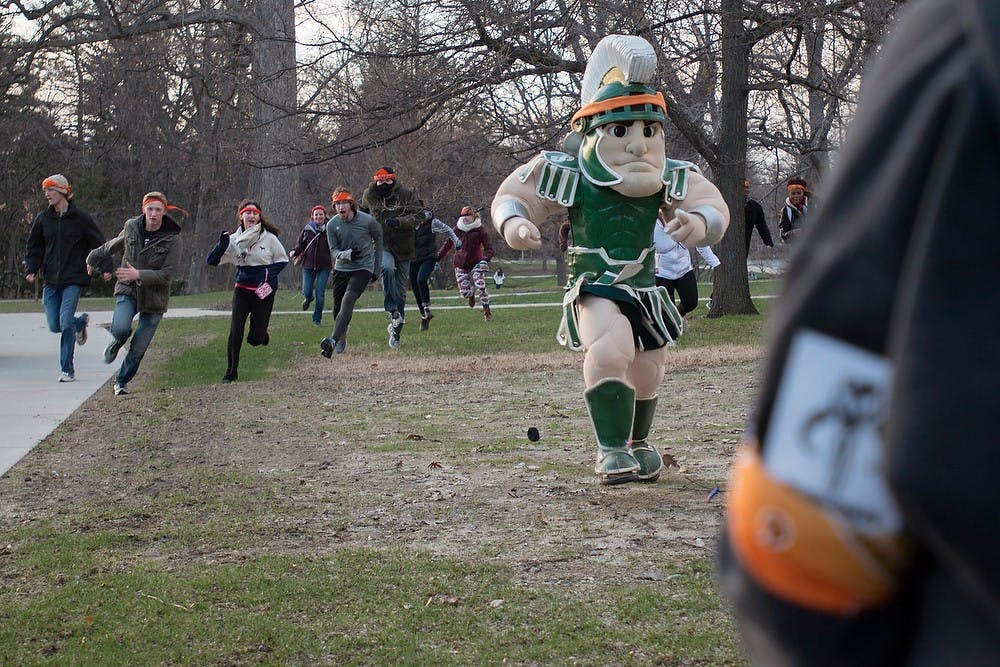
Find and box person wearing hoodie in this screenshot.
[86,191,184,396]
[206,199,289,384]
[410,202,460,331]
[437,206,496,322]
[24,174,111,383]
[288,205,333,326]
[359,166,423,349]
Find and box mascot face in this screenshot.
[591,120,666,198]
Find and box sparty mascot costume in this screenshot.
[491,35,729,485]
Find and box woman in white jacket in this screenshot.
[653,222,719,316]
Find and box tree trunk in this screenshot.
[247,0,300,233]
[709,0,757,317]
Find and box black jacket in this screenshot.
[24,202,110,288]
[744,198,773,253]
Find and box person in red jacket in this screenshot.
[288,205,333,326]
[438,206,495,321]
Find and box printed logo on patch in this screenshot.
[763,329,901,533]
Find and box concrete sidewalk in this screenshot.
[0,308,228,478]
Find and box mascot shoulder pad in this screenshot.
[521,151,580,207]
[663,159,699,202]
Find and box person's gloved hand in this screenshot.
[455,240,463,250]
[386,218,400,228]
[219,230,231,244]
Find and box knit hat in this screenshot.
[373,167,395,184]
[41,174,72,199]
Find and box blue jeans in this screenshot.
[43,284,85,375]
[381,251,410,319]
[110,294,164,386]
[302,268,331,324]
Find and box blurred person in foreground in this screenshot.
[719,1,1000,664]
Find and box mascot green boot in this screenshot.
[585,378,639,485]
[629,396,663,482]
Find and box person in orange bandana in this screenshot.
[207,199,289,384]
[87,192,185,396]
[778,176,809,243]
[24,174,110,382]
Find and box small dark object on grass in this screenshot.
[527,427,540,442]
[707,486,722,501]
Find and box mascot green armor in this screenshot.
[492,35,729,485]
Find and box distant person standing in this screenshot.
[493,267,505,289]
[86,191,184,396]
[288,205,333,326]
[320,189,382,357]
[206,199,289,384]
[410,202,460,331]
[743,180,774,257]
[360,166,423,349]
[23,174,110,383]
[778,176,810,243]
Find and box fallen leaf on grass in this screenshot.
[427,461,443,469]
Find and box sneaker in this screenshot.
[387,321,400,349]
[104,339,122,364]
[467,294,475,308]
[312,321,322,327]
[320,337,334,358]
[58,372,75,383]
[420,307,433,331]
[335,339,346,354]
[221,373,237,384]
[76,313,89,346]
[114,383,128,396]
[301,297,312,311]
[483,305,493,322]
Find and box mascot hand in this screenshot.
[665,209,707,246]
[503,217,542,250]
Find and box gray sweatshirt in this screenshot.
[326,210,383,274]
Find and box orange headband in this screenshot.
[142,194,167,207]
[239,204,262,216]
[570,92,667,127]
[787,184,806,193]
[331,191,354,203]
[41,178,71,193]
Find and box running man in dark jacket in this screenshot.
[24,174,110,382]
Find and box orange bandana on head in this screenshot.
[331,191,354,204]
[239,204,262,216]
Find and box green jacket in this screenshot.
[360,181,422,260]
[87,213,182,313]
